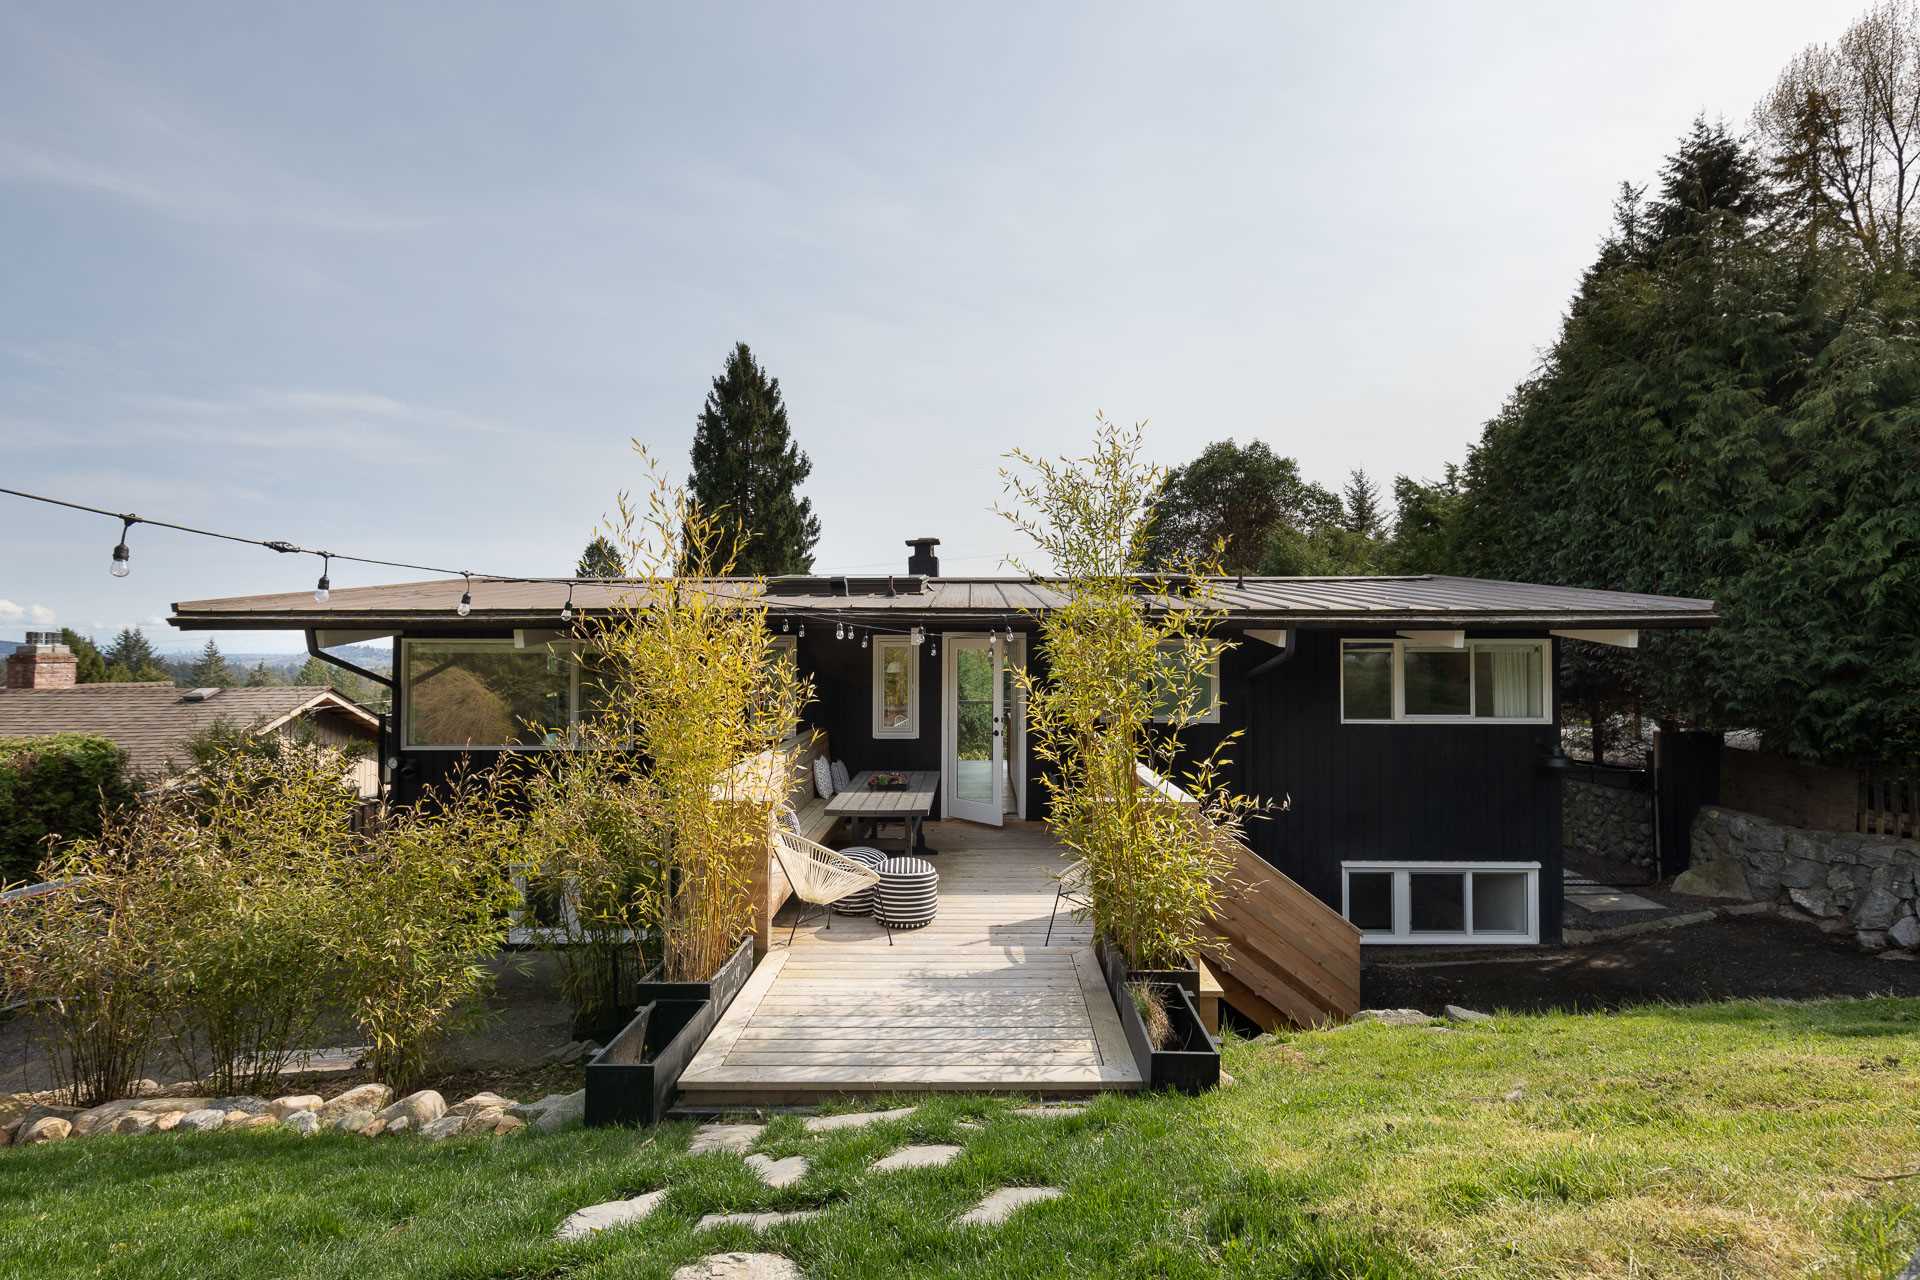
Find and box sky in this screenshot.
[0,0,1868,653]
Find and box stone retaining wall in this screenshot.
[1682,805,1920,952]
[1563,777,1655,869]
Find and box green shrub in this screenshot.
[0,735,136,883]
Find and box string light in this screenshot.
[457,572,473,617]
[798,623,806,638]
[560,583,575,622]
[860,629,869,649]
[910,626,925,647]
[109,517,133,578]
[314,554,332,604]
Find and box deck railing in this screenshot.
[1133,762,1362,1029]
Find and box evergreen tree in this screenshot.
[1341,469,1386,537]
[1144,440,1340,575]
[244,661,278,687]
[577,534,625,578]
[103,627,169,682]
[189,638,234,688]
[59,629,108,683]
[687,342,820,575]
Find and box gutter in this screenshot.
[177,609,1721,631]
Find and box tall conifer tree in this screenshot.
[686,343,820,575]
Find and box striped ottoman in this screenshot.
[876,856,939,931]
[834,846,888,916]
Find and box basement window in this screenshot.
[1340,639,1551,724]
[1340,862,1540,944]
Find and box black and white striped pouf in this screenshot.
[834,846,888,916]
[876,856,939,930]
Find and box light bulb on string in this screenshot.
[109,517,134,578]
[860,630,868,649]
[560,583,574,622]
[911,626,925,647]
[930,637,938,657]
[314,554,331,604]
[836,622,845,641]
[456,573,472,617]
[798,623,806,638]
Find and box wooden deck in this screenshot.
[678,821,1141,1104]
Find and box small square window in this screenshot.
[1341,643,1394,721]
[1409,873,1466,932]
[1472,872,1530,933]
[1404,649,1471,718]
[1346,872,1394,932]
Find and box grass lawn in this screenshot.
[4,998,1919,1278]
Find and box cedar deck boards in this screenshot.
[678,821,1141,1103]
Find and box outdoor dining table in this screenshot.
[825,769,940,854]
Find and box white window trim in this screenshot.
[872,635,920,739]
[1341,861,1541,945]
[400,637,585,751]
[1339,637,1552,725]
[1150,643,1222,725]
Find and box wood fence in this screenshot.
[1860,768,1918,838]
[1719,746,1916,839]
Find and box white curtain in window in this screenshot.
[1488,648,1540,718]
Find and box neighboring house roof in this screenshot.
[0,684,379,778]
[172,573,1716,630]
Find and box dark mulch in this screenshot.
[1364,913,1920,1015]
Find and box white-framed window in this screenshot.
[1341,861,1540,944]
[1339,638,1550,724]
[873,635,919,738]
[402,638,592,750]
[1150,639,1221,724]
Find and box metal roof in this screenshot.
[171,574,1717,631]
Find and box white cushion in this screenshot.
[831,759,851,793]
[812,756,836,800]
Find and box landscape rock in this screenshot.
[531,1089,585,1133]
[1010,1104,1085,1119]
[153,1111,185,1132]
[490,1114,527,1135]
[19,1116,72,1144]
[327,1108,376,1133]
[419,1114,470,1141]
[801,1106,915,1133]
[375,1090,446,1132]
[509,1092,575,1122]
[209,1096,269,1115]
[111,1112,157,1136]
[871,1143,961,1172]
[284,1110,321,1135]
[1893,915,1920,950]
[957,1186,1063,1227]
[268,1094,324,1121]
[689,1121,765,1154]
[128,1078,167,1097]
[177,1108,230,1133]
[1444,1005,1495,1023]
[72,1100,144,1137]
[1352,1008,1436,1027]
[555,1189,670,1241]
[447,1091,515,1119]
[318,1084,391,1119]
[745,1154,810,1189]
[670,1253,804,1280]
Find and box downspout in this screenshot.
[306,629,397,798]
[1246,628,1298,681]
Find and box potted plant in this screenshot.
[530,453,809,1126]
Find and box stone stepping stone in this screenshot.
[801,1106,915,1134]
[696,1210,822,1232]
[744,1154,809,1189]
[871,1144,961,1172]
[1010,1104,1085,1119]
[957,1186,1063,1226]
[689,1123,766,1156]
[672,1253,804,1280]
[555,1189,669,1241]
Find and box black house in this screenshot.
[171,540,1713,950]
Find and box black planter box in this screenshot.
[1095,939,1200,996]
[1099,942,1220,1094]
[585,937,756,1127]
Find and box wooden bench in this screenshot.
[731,728,841,955]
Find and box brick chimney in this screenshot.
[6,632,77,690]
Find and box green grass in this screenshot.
[5,999,1920,1278]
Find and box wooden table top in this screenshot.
[826,770,940,816]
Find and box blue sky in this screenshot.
[0,1,1864,652]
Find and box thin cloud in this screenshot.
[0,600,56,626]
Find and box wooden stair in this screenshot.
[1137,765,1362,1030]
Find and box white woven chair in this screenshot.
[770,823,887,946]
[1045,857,1092,945]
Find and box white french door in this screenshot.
[943,633,1023,826]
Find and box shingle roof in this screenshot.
[172,573,1716,630]
[0,685,378,778]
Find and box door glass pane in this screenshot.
[1409,872,1466,932]
[1472,646,1543,719]
[1472,872,1529,933]
[1346,871,1394,932]
[955,644,994,802]
[1342,644,1393,720]
[1404,649,1471,717]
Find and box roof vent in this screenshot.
[180,687,224,702]
[906,537,940,577]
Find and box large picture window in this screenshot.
[1341,862,1540,944]
[1340,638,1549,724]
[873,636,919,738]
[403,639,588,749]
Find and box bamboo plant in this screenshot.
[1000,415,1265,970]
